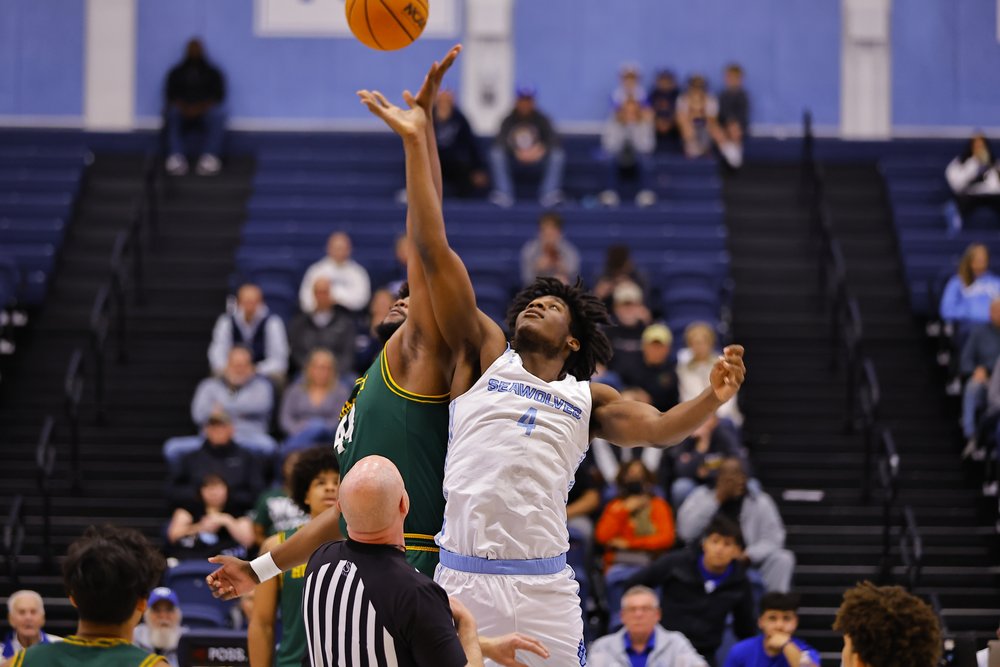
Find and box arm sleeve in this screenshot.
[743,494,786,563]
[594,500,629,544]
[257,316,289,378]
[299,263,321,313]
[239,379,275,423]
[676,489,720,543]
[623,552,674,590]
[537,113,560,148]
[946,157,981,194]
[404,583,469,667]
[191,379,216,426]
[602,119,625,154]
[208,315,232,374]
[939,276,965,321]
[331,264,371,312]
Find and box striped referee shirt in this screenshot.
[303,539,468,667]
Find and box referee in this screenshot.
[300,456,548,667]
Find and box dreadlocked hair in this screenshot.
[505,277,612,380]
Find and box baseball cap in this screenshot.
[642,323,673,346]
[148,587,179,608]
[515,85,537,99]
[613,282,643,305]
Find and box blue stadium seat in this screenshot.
[181,603,231,629]
[164,560,236,616]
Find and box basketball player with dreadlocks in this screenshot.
[354,84,746,665]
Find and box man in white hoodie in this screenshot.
[298,232,372,314]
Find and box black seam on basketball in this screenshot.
[347,0,357,22]
[412,0,428,14]
[364,0,385,50]
[378,0,416,41]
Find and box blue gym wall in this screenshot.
[0,0,83,117]
[1,0,998,130]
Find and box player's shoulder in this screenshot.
[590,381,622,407]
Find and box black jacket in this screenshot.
[624,546,756,656]
[166,58,225,105]
[167,441,266,514]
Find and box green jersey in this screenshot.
[276,527,307,667]
[334,350,449,576]
[13,636,165,667]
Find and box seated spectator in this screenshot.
[593,245,651,303]
[940,243,1000,336]
[591,388,668,489]
[677,458,795,593]
[167,411,267,515]
[611,64,647,108]
[723,592,819,667]
[1,591,59,661]
[434,89,489,198]
[946,134,1000,226]
[960,298,1000,457]
[298,232,371,314]
[489,86,565,208]
[669,414,745,508]
[279,349,351,454]
[248,447,341,667]
[676,75,721,160]
[354,286,397,372]
[249,450,308,546]
[976,622,999,667]
[589,585,708,667]
[606,281,653,378]
[164,38,226,177]
[567,451,603,541]
[620,324,679,412]
[599,98,657,208]
[287,277,356,375]
[208,283,288,384]
[132,588,187,667]
[625,515,756,662]
[678,322,743,428]
[519,212,581,286]
[167,472,256,559]
[716,64,749,169]
[648,70,681,152]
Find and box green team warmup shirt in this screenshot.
[12,636,165,667]
[334,350,449,577]
[276,527,308,667]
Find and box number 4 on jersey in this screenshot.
[517,407,538,436]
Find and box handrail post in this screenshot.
[64,349,85,493]
[36,417,56,571]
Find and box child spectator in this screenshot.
[167,473,256,560]
[717,64,749,169]
[723,592,820,667]
[946,134,1000,226]
[279,349,352,454]
[648,69,681,152]
[599,98,657,208]
[434,89,489,198]
[519,212,581,286]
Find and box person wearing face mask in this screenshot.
[722,592,819,667]
[132,588,186,667]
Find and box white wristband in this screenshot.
[250,552,282,583]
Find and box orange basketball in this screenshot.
[346,0,428,51]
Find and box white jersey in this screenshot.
[437,347,592,560]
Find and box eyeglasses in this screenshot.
[621,605,658,614]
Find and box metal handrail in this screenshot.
[35,416,56,570]
[2,495,25,585]
[64,348,84,492]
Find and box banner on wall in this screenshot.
[255,0,457,38]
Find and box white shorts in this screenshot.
[434,563,586,667]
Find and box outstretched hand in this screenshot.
[710,344,746,404]
[205,554,258,601]
[357,89,427,138]
[412,44,462,114]
[481,633,551,667]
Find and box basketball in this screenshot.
[346,0,428,51]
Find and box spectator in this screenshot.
[567,451,603,542]
[960,298,1000,456]
[593,245,651,303]
[833,582,942,667]
[676,75,720,160]
[624,515,756,662]
[946,134,1000,226]
[677,458,795,593]
[976,622,999,667]
[606,281,653,377]
[596,460,675,572]
[164,38,226,176]
[599,98,657,208]
[434,89,489,198]
[167,472,257,559]
[669,414,745,508]
[1,591,58,661]
[166,411,267,515]
[940,243,1000,333]
[489,86,565,208]
[716,64,749,169]
[132,587,187,667]
[208,283,289,384]
[589,585,708,667]
[287,277,356,375]
[620,324,679,412]
[723,592,819,667]
[298,232,372,314]
[519,212,581,286]
[248,450,308,546]
[678,322,743,428]
[279,349,351,454]
[611,64,647,108]
[354,286,398,372]
[648,70,681,152]
[590,387,668,489]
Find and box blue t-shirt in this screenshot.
[624,631,656,667]
[723,635,821,667]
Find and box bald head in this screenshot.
[338,456,409,539]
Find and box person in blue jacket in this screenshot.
[723,592,820,667]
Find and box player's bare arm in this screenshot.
[591,344,746,446]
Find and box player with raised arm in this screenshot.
[355,87,746,666]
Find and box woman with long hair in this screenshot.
[279,348,350,454]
